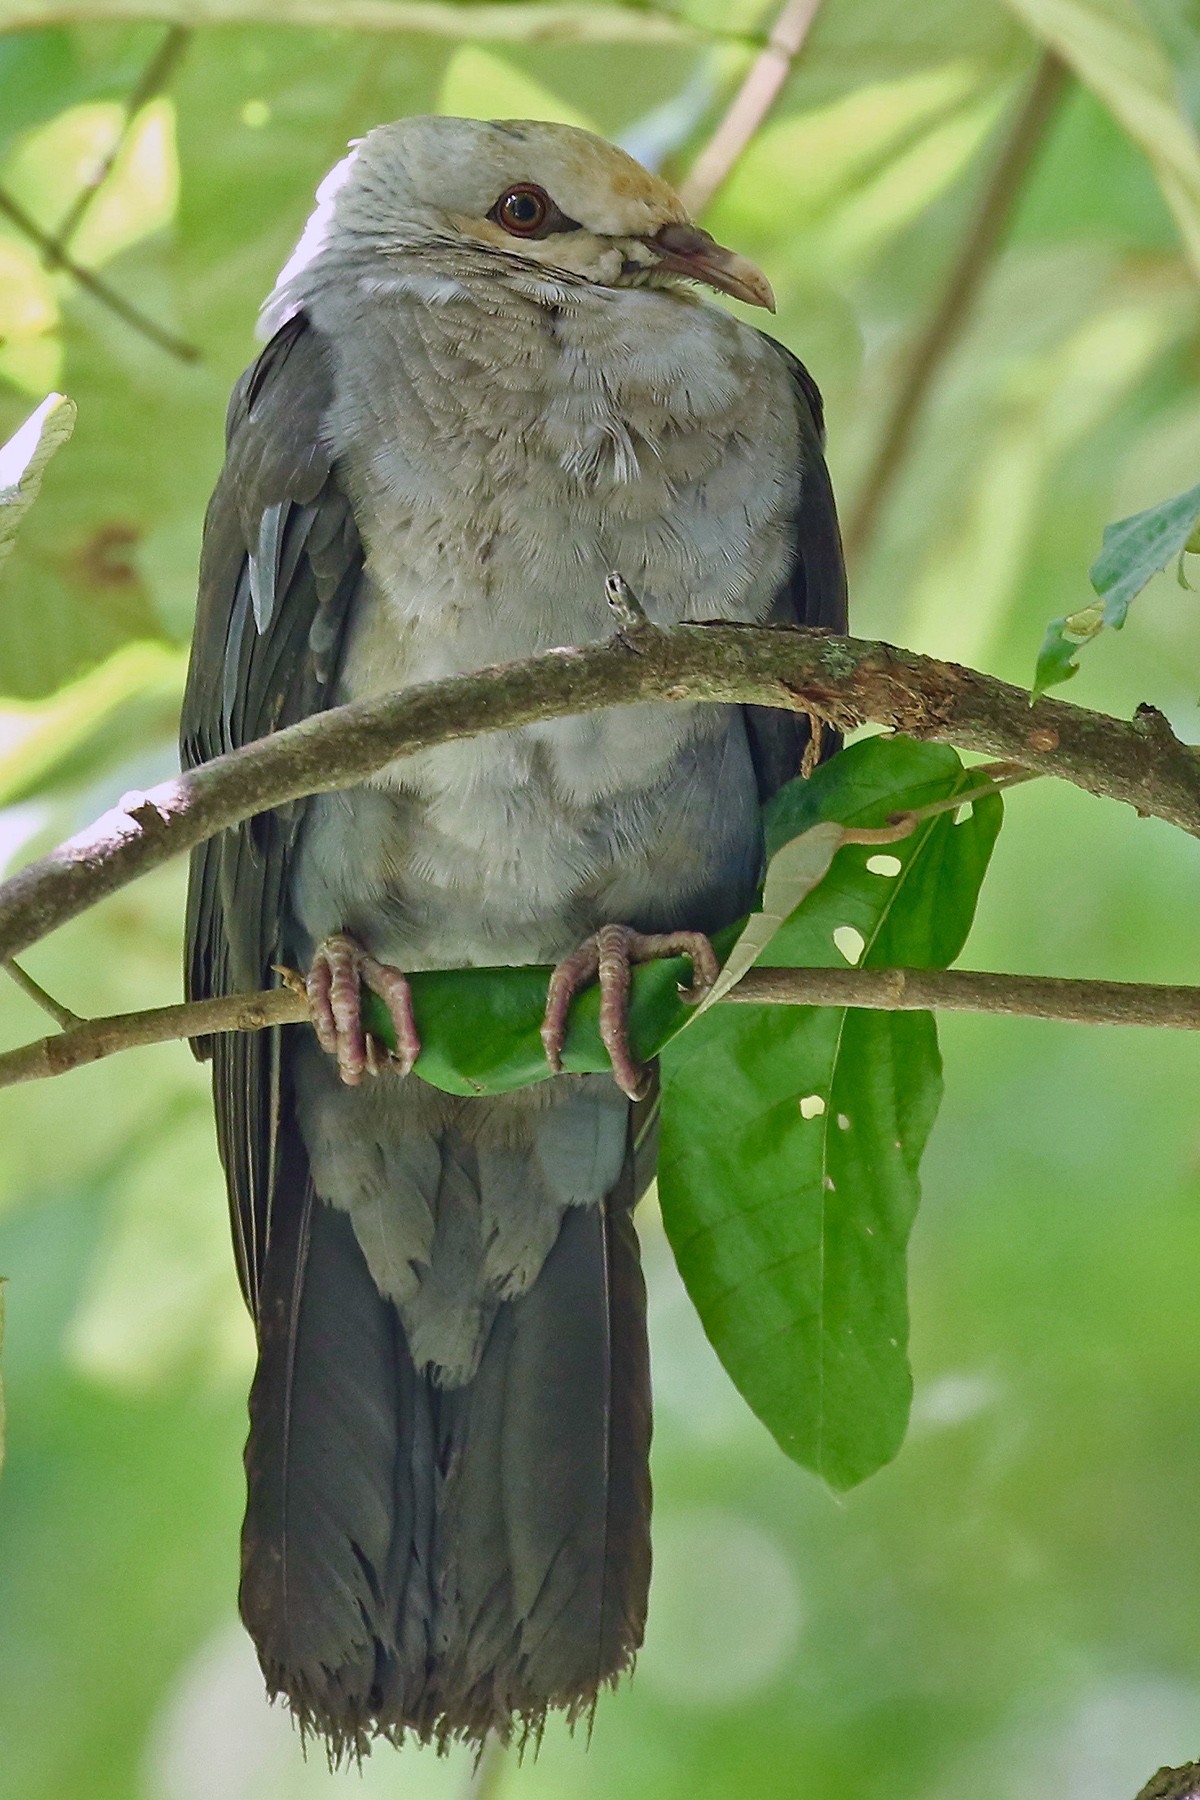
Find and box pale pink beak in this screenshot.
[643,222,776,312]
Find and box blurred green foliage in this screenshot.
[1,1,1200,1797]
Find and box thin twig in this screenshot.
[0,1,746,48]
[2,958,82,1028]
[46,25,192,260]
[844,50,1069,566]
[724,967,1200,1027]
[5,966,1200,1092]
[679,0,825,216]
[1,627,1198,967]
[0,187,200,364]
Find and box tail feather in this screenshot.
[238,1074,652,1753]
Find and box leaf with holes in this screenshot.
[656,736,1002,1491]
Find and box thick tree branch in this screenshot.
[0,624,1198,966]
[5,965,1200,1091]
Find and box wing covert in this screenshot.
[181,311,364,1309]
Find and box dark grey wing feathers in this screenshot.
[181,310,364,1310]
[742,339,848,804]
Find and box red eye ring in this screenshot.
[493,184,551,237]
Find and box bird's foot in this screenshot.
[305,931,420,1087]
[541,924,719,1101]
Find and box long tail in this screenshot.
[239,1072,652,1756]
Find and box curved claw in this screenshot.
[305,932,421,1086]
[541,924,719,1101]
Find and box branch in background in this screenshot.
[5,965,1200,1091]
[46,24,192,259]
[679,0,824,216]
[0,0,746,48]
[1,624,1199,964]
[2,957,81,1028]
[0,187,199,363]
[844,49,1069,566]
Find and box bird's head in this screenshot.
[273,115,774,317]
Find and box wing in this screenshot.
[742,342,848,803]
[181,311,364,1312]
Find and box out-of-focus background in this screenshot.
[1,3,1200,1796]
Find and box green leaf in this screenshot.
[1090,479,1200,625]
[364,932,739,1099]
[0,1277,5,1482]
[655,737,1002,1492]
[0,391,75,574]
[1000,0,1200,279]
[1032,480,1200,694]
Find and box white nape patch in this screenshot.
[257,145,359,338]
[833,925,865,965]
[865,853,902,877]
[799,1094,825,1120]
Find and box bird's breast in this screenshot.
[294,275,798,963]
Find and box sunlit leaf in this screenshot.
[0,640,184,806]
[656,738,1002,1492]
[0,236,61,396]
[0,390,75,573]
[709,61,998,269]
[3,99,179,272]
[1000,0,1200,278]
[438,43,598,130]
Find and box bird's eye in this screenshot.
[491,185,553,237]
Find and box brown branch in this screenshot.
[844,49,1069,566]
[0,626,1198,966]
[678,0,825,217]
[1135,1765,1200,1800]
[46,24,192,259]
[0,187,200,364]
[5,965,1200,1091]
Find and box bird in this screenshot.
[180,114,846,1757]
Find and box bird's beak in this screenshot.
[641,222,776,312]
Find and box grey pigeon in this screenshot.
[181,115,846,1756]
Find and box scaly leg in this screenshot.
[305,931,420,1087]
[541,924,719,1101]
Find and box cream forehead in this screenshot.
[355,115,688,236]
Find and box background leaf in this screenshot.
[656,738,1002,1491]
[0,391,75,572]
[2,7,1200,1795]
[1034,479,1200,692]
[1000,0,1200,278]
